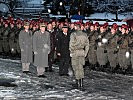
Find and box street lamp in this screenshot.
[48,9,51,13]
[59,2,63,6]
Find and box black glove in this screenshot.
[114,50,118,54]
[104,50,107,53]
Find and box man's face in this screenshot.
[90,26,95,31]
[62,28,68,33]
[100,27,105,33]
[10,24,14,28]
[24,25,29,30]
[40,27,45,32]
[111,28,116,34]
[70,24,75,29]
[121,28,126,34]
[5,24,8,28]
[47,24,53,30]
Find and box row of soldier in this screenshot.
[0,16,133,89]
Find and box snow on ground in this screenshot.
[0,58,133,99]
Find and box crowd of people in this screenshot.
[0,16,133,89]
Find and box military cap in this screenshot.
[94,22,99,27]
[10,21,15,25]
[90,23,95,27]
[100,24,105,28]
[40,23,46,27]
[123,25,129,30]
[4,21,8,25]
[24,22,30,26]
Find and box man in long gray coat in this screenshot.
[33,23,50,78]
[19,22,33,73]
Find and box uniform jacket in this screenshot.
[33,30,50,67]
[19,30,33,63]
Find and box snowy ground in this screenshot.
[0,58,133,99]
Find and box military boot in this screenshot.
[79,78,85,91]
[72,79,79,89]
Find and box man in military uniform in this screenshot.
[8,21,17,57]
[56,24,70,76]
[2,21,10,56]
[69,24,89,89]
[15,22,23,56]
[87,24,98,69]
[0,21,4,54]
[129,25,133,70]
[117,25,130,73]
[96,25,109,70]
[107,25,119,72]
[33,23,50,77]
[19,22,33,73]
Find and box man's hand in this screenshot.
[21,49,24,52]
[34,51,38,55]
[57,53,61,56]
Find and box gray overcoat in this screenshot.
[33,30,50,67]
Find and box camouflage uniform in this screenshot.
[9,26,17,55]
[107,33,119,69]
[87,30,98,66]
[15,27,22,55]
[117,34,130,70]
[69,30,89,80]
[0,25,4,53]
[96,32,108,66]
[2,27,10,54]
[129,31,133,69]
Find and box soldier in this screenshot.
[107,25,119,72]
[19,22,33,73]
[0,21,4,54]
[15,22,23,56]
[56,24,70,76]
[69,23,75,33]
[69,24,89,89]
[47,23,56,72]
[2,21,10,56]
[8,21,17,56]
[129,25,133,70]
[94,22,100,33]
[87,24,98,69]
[33,23,50,78]
[96,25,108,70]
[117,25,130,73]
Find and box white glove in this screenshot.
[44,44,49,49]
[125,51,130,58]
[98,42,102,47]
[21,49,24,52]
[102,38,108,44]
[98,35,101,38]
[11,48,14,52]
[34,51,38,55]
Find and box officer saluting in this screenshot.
[19,22,33,73]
